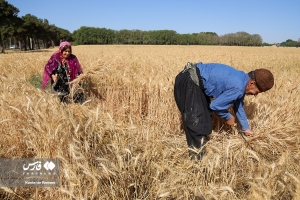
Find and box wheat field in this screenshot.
[0,45,299,199]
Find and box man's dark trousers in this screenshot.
[174,68,212,159]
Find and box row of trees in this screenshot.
[279,39,300,47]
[0,0,73,53]
[1,0,299,53]
[73,26,264,46]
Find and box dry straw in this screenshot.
[0,45,299,199]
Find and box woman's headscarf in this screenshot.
[42,41,83,89]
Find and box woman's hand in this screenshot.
[78,73,86,80]
[70,73,86,84]
[51,74,58,82]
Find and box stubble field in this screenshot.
[0,45,299,199]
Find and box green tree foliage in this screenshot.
[280,39,298,47]
[73,26,115,45]
[219,31,262,46]
[0,0,19,53]
[20,14,72,50]
[262,42,272,46]
[71,28,264,47]
[22,14,42,50]
[0,0,73,53]
[196,32,219,45]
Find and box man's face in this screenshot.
[245,80,261,96]
[62,48,71,59]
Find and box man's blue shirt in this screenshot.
[196,62,250,130]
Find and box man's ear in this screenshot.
[246,80,255,87]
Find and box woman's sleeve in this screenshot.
[42,55,58,89]
[73,56,83,75]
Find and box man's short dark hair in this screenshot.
[248,71,255,80]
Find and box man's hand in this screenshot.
[242,129,254,136]
[226,116,236,128]
[226,116,254,136]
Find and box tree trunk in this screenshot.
[24,36,27,51]
[18,40,22,50]
[30,37,32,50]
[27,36,30,50]
[0,36,5,53]
[35,38,40,49]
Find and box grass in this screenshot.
[28,74,43,89]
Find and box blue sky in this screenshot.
[7,0,300,43]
